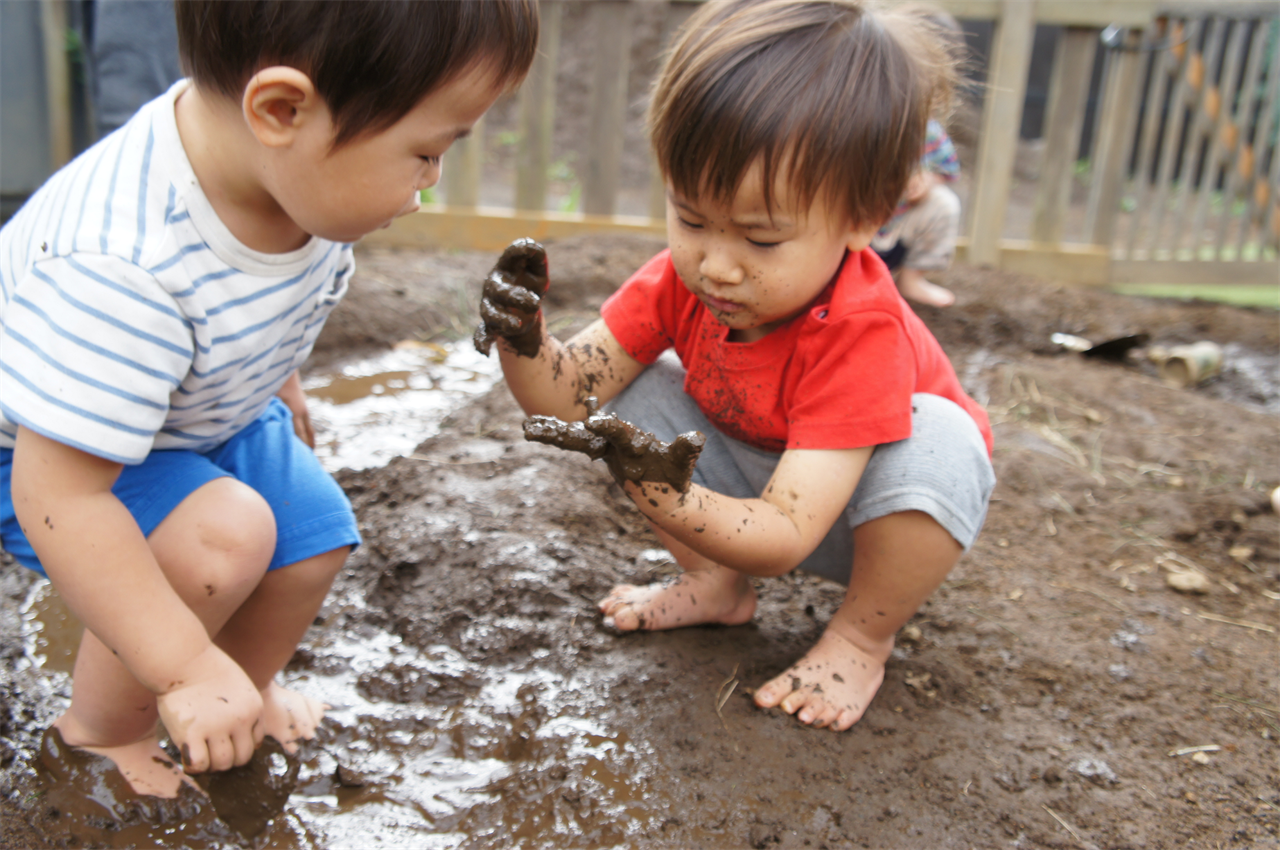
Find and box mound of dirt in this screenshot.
[1,233,1276,848]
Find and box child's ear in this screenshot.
[844,220,882,253]
[242,67,322,148]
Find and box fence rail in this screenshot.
[32,0,1270,286]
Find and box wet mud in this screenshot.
[474,238,550,358]
[523,398,706,492]
[1,234,1278,849]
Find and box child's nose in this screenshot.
[699,245,744,285]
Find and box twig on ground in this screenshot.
[1211,690,1279,716]
[966,607,1021,639]
[1195,611,1275,633]
[1042,805,1093,849]
[1050,581,1130,613]
[715,663,740,733]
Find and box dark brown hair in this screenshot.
[648,0,958,228]
[175,0,539,148]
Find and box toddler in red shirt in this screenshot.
[476,0,995,731]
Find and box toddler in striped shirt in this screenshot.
[0,0,537,800]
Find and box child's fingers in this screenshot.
[482,274,542,313]
[180,735,210,774]
[207,734,237,773]
[231,724,257,767]
[478,297,528,335]
[494,238,549,294]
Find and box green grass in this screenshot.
[1109,282,1280,309]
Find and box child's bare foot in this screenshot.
[52,717,197,798]
[753,626,893,731]
[260,681,327,753]
[598,568,757,631]
[897,273,955,307]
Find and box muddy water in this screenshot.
[304,340,500,472]
[17,351,667,849]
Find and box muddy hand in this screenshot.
[523,398,705,492]
[474,238,549,357]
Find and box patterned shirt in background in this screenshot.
[879,118,959,232]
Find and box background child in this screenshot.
[0,0,537,798]
[477,0,994,733]
[870,117,964,307]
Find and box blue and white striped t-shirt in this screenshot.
[0,80,354,464]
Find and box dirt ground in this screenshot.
[2,231,1277,849]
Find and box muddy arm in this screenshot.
[522,400,706,493]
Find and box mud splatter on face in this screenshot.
[474,238,549,358]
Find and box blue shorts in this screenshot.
[605,353,995,585]
[0,398,361,577]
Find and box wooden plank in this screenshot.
[1032,28,1096,244]
[966,0,1036,266]
[514,0,563,212]
[39,0,72,171]
[648,1,700,222]
[957,239,1114,284]
[1112,258,1280,285]
[1212,21,1267,256]
[445,117,484,209]
[1123,21,1176,257]
[1233,21,1279,256]
[1185,20,1247,258]
[360,207,667,253]
[583,1,631,216]
[1085,26,1146,246]
[1142,17,1201,258]
[1165,17,1227,257]
[930,1,1155,27]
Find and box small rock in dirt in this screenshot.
[1069,757,1118,786]
[1165,570,1210,594]
[1042,766,1063,785]
[1107,663,1132,681]
[900,624,923,643]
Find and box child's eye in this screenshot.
[676,216,704,231]
[747,238,781,248]
[420,155,441,166]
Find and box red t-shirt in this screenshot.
[600,249,993,457]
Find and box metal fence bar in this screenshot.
[1212,20,1267,258]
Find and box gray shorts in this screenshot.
[605,353,995,585]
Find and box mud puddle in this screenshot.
[19,553,663,849]
[304,340,500,472]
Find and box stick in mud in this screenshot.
[523,397,706,493]
[474,238,549,358]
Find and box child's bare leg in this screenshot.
[599,525,756,631]
[754,510,961,730]
[213,547,348,752]
[54,479,276,796]
[895,267,955,307]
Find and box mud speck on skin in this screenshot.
[1,233,1277,849]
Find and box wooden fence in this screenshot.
[366,1,1280,286]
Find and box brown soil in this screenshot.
[6,232,1276,849]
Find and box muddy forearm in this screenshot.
[624,481,808,577]
[502,318,643,422]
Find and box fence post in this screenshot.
[515,0,563,212]
[1084,26,1146,247]
[967,0,1035,266]
[39,0,72,172]
[583,0,632,216]
[1032,27,1097,245]
[446,116,484,209]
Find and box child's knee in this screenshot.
[153,478,277,594]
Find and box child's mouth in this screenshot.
[701,293,743,314]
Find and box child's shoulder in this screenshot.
[4,83,207,280]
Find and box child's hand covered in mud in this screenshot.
[155,645,264,774]
[474,238,549,357]
[523,397,706,493]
